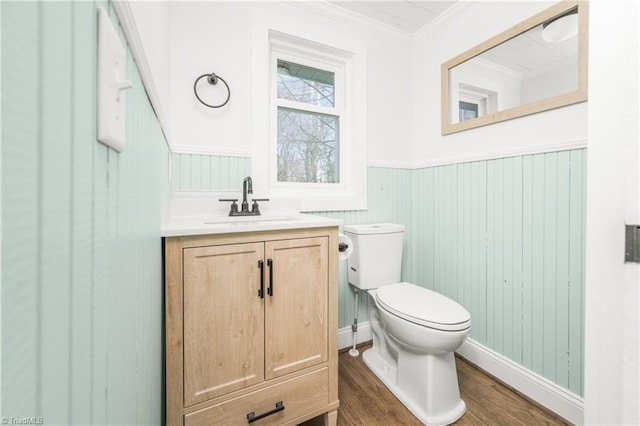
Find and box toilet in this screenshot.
[344,223,471,426]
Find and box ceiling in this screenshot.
[327,1,459,34]
[326,1,578,79]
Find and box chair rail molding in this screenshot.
[111,0,171,150]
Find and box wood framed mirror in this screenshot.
[441,1,588,135]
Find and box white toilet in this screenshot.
[344,223,471,426]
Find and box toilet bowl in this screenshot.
[344,224,472,426]
[365,283,470,425]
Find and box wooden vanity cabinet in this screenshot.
[165,227,339,426]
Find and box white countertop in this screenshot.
[162,212,342,237]
[161,193,342,237]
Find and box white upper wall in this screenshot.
[130,0,587,167]
[166,1,414,167]
[411,1,587,167]
[168,1,253,156]
[127,0,171,134]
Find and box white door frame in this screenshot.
[584,1,640,424]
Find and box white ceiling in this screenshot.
[482,21,578,78]
[326,1,578,79]
[327,0,459,34]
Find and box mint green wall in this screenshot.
[170,153,250,192]
[2,1,168,424]
[0,1,587,420]
[409,150,586,396]
[171,149,586,397]
[169,155,414,328]
[311,167,414,333]
[169,156,413,328]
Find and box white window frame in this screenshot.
[251,12,367,212]
[271,50,345,189]
[459,83,498,119]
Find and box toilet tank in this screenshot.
[344,223,405,290]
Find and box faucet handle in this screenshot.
[250,198,269,214]
[219,198,239,215]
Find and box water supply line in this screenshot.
[349,285,360,357]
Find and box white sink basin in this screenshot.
[161,204,342,237]
[203,215,297,225]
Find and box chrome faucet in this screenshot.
[241,176,253,213]
[219,176,269,216]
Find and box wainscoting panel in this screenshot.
[170,153,250,192]
[2,2,168,423]
[310,167,414,332]
[165,150,586,397]
[410,149,586,396]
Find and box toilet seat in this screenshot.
[375,282,471,332]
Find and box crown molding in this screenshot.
[471,56,524,80]
[414,0,474,40]
[288,0,412,41]
[290,1,475,42]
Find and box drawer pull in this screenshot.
[246,401,284,423]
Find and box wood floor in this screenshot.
[301,343,570,426]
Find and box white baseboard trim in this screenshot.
[338,322,372,351]
[456,339,584,425]
[338,322,583,425]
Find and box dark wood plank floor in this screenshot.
[301,343,570,425]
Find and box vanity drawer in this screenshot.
[185,368,329,426]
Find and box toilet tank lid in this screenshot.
[343,223,405,235]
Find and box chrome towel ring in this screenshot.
[193,72,230,108]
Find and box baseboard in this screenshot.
[456,339,584,425]
[338,322,372,351]
[338,322,584,425]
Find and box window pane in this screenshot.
[277,108,339,183]
[459,101,478,122]
[277,60,335,107]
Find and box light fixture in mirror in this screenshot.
[441,1,588,135]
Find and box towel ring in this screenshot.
[193,72,231,108]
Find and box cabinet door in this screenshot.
[264,237,329,379]
[183,242,265,406]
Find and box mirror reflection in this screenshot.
[442,2,587,134]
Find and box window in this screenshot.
[459,101,479,122]
[275,60,340,184]
[251,23,367,212]
[457,83,498,122]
